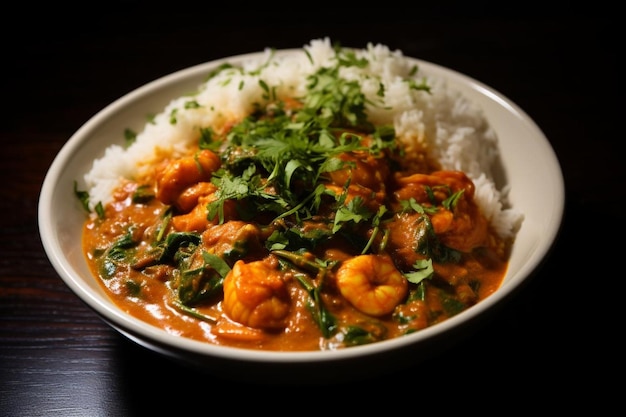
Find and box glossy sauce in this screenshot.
[83,150,511,351]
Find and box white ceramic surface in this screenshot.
[38,50,565,383]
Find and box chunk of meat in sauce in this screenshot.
[390,170,489,256]
[201,221,266,262]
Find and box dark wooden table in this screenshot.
[2,7,620,415]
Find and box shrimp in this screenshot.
[393,170,476,206]
[327,151,390,193]
[171,192,238,232]
[221,258,291,330]
[323,183,384,213]
[335,254,408,316]
[175,181,217,212]
[155,149,221,206]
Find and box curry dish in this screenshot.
[80,55,512,351]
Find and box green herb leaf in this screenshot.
[404,258,434,284]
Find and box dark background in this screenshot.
[2,3,621,415]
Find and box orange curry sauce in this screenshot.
[82,112,511,352]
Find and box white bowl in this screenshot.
[38,49,564,384]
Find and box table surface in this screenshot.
[2,6,621,415]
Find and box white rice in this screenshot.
[84,37,523,238]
